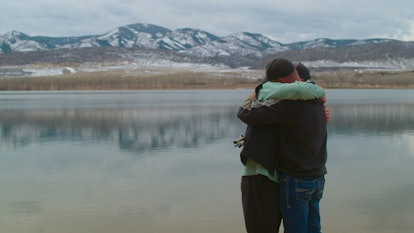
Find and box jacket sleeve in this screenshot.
[258,81,325,101]
[237,99,289,126]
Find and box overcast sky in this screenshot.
[2,0,414,43]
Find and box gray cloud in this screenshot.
[1,0,414,43]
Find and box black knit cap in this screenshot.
[265,58,295,81]
[296,63,311,81]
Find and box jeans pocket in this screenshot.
[295,178,316,203]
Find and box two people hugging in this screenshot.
[237,58,329,233]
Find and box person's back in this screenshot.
[273,99,327,178]
[237,98,327,178]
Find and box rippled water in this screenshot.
[0,89,414,233]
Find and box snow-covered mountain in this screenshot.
[0,23,220,52]
[0,22,392,55]
[184,32,287,57]
[1,22,414,70]
[0,31,46,52]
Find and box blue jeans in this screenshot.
[279,174,325,233]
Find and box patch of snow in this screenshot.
[302,59,414,71]
[23,67,66,77]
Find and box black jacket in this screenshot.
[240,124,279,174]
[237,99,327,178]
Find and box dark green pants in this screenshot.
[241,175,282,233]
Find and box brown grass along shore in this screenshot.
[0,69,414,91]
[312,69,414,89]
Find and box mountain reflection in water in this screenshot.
[1,89,414,233]
[0,90,245,153]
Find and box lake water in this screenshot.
[1,89,414,233]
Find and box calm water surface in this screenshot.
[1,89,414,233]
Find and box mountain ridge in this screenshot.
[1,22,414,70]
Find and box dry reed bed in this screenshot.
[312,70,414,88]
[0,69,414,90]
[0,71,260,91]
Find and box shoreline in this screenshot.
[1,69,414,91]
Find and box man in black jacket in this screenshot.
[238,58,327,233]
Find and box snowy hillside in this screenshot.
[0,22,394,55]
[1,22,414,72]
